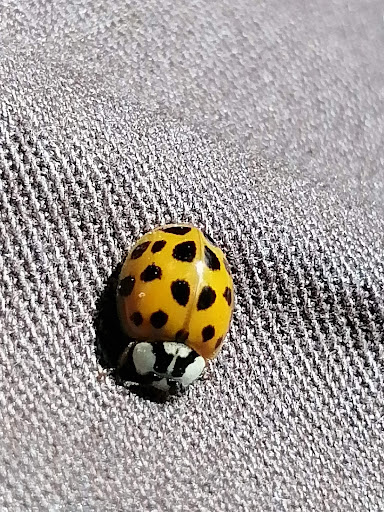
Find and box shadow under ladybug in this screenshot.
[94,261,127,371]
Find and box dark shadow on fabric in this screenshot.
[127,384,179,403]
[93,262,137,382]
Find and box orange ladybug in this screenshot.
[117,224,234,392]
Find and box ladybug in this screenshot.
[116,224,234,393]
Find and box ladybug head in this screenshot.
[119,341,206,394]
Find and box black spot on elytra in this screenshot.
[162,226,192,235]
[197,286,216,310]
[171,280,190,306]
[152,240,167,253]
[131,241,150,259]
[204,246,221,270]
[130,312,143,326]
[141,264,162,282]
[150,310,168,328]
[215,336,223,349]
[223,287,232,306]
[118,275,135,296]
[173,241,196,262]
[202,325,215,342]
[175,329,189,342]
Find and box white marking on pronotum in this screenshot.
[180,356,205,387]
[132,341,206,389]
[132,342,156,375]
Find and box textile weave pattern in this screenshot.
[0,1,384,510]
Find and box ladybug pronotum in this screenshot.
[116,224,234,393]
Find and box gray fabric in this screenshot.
[1,1,383,510]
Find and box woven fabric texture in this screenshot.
[1,1,384,510]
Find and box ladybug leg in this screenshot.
[96,369,109,382]
[200,360,213,381]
